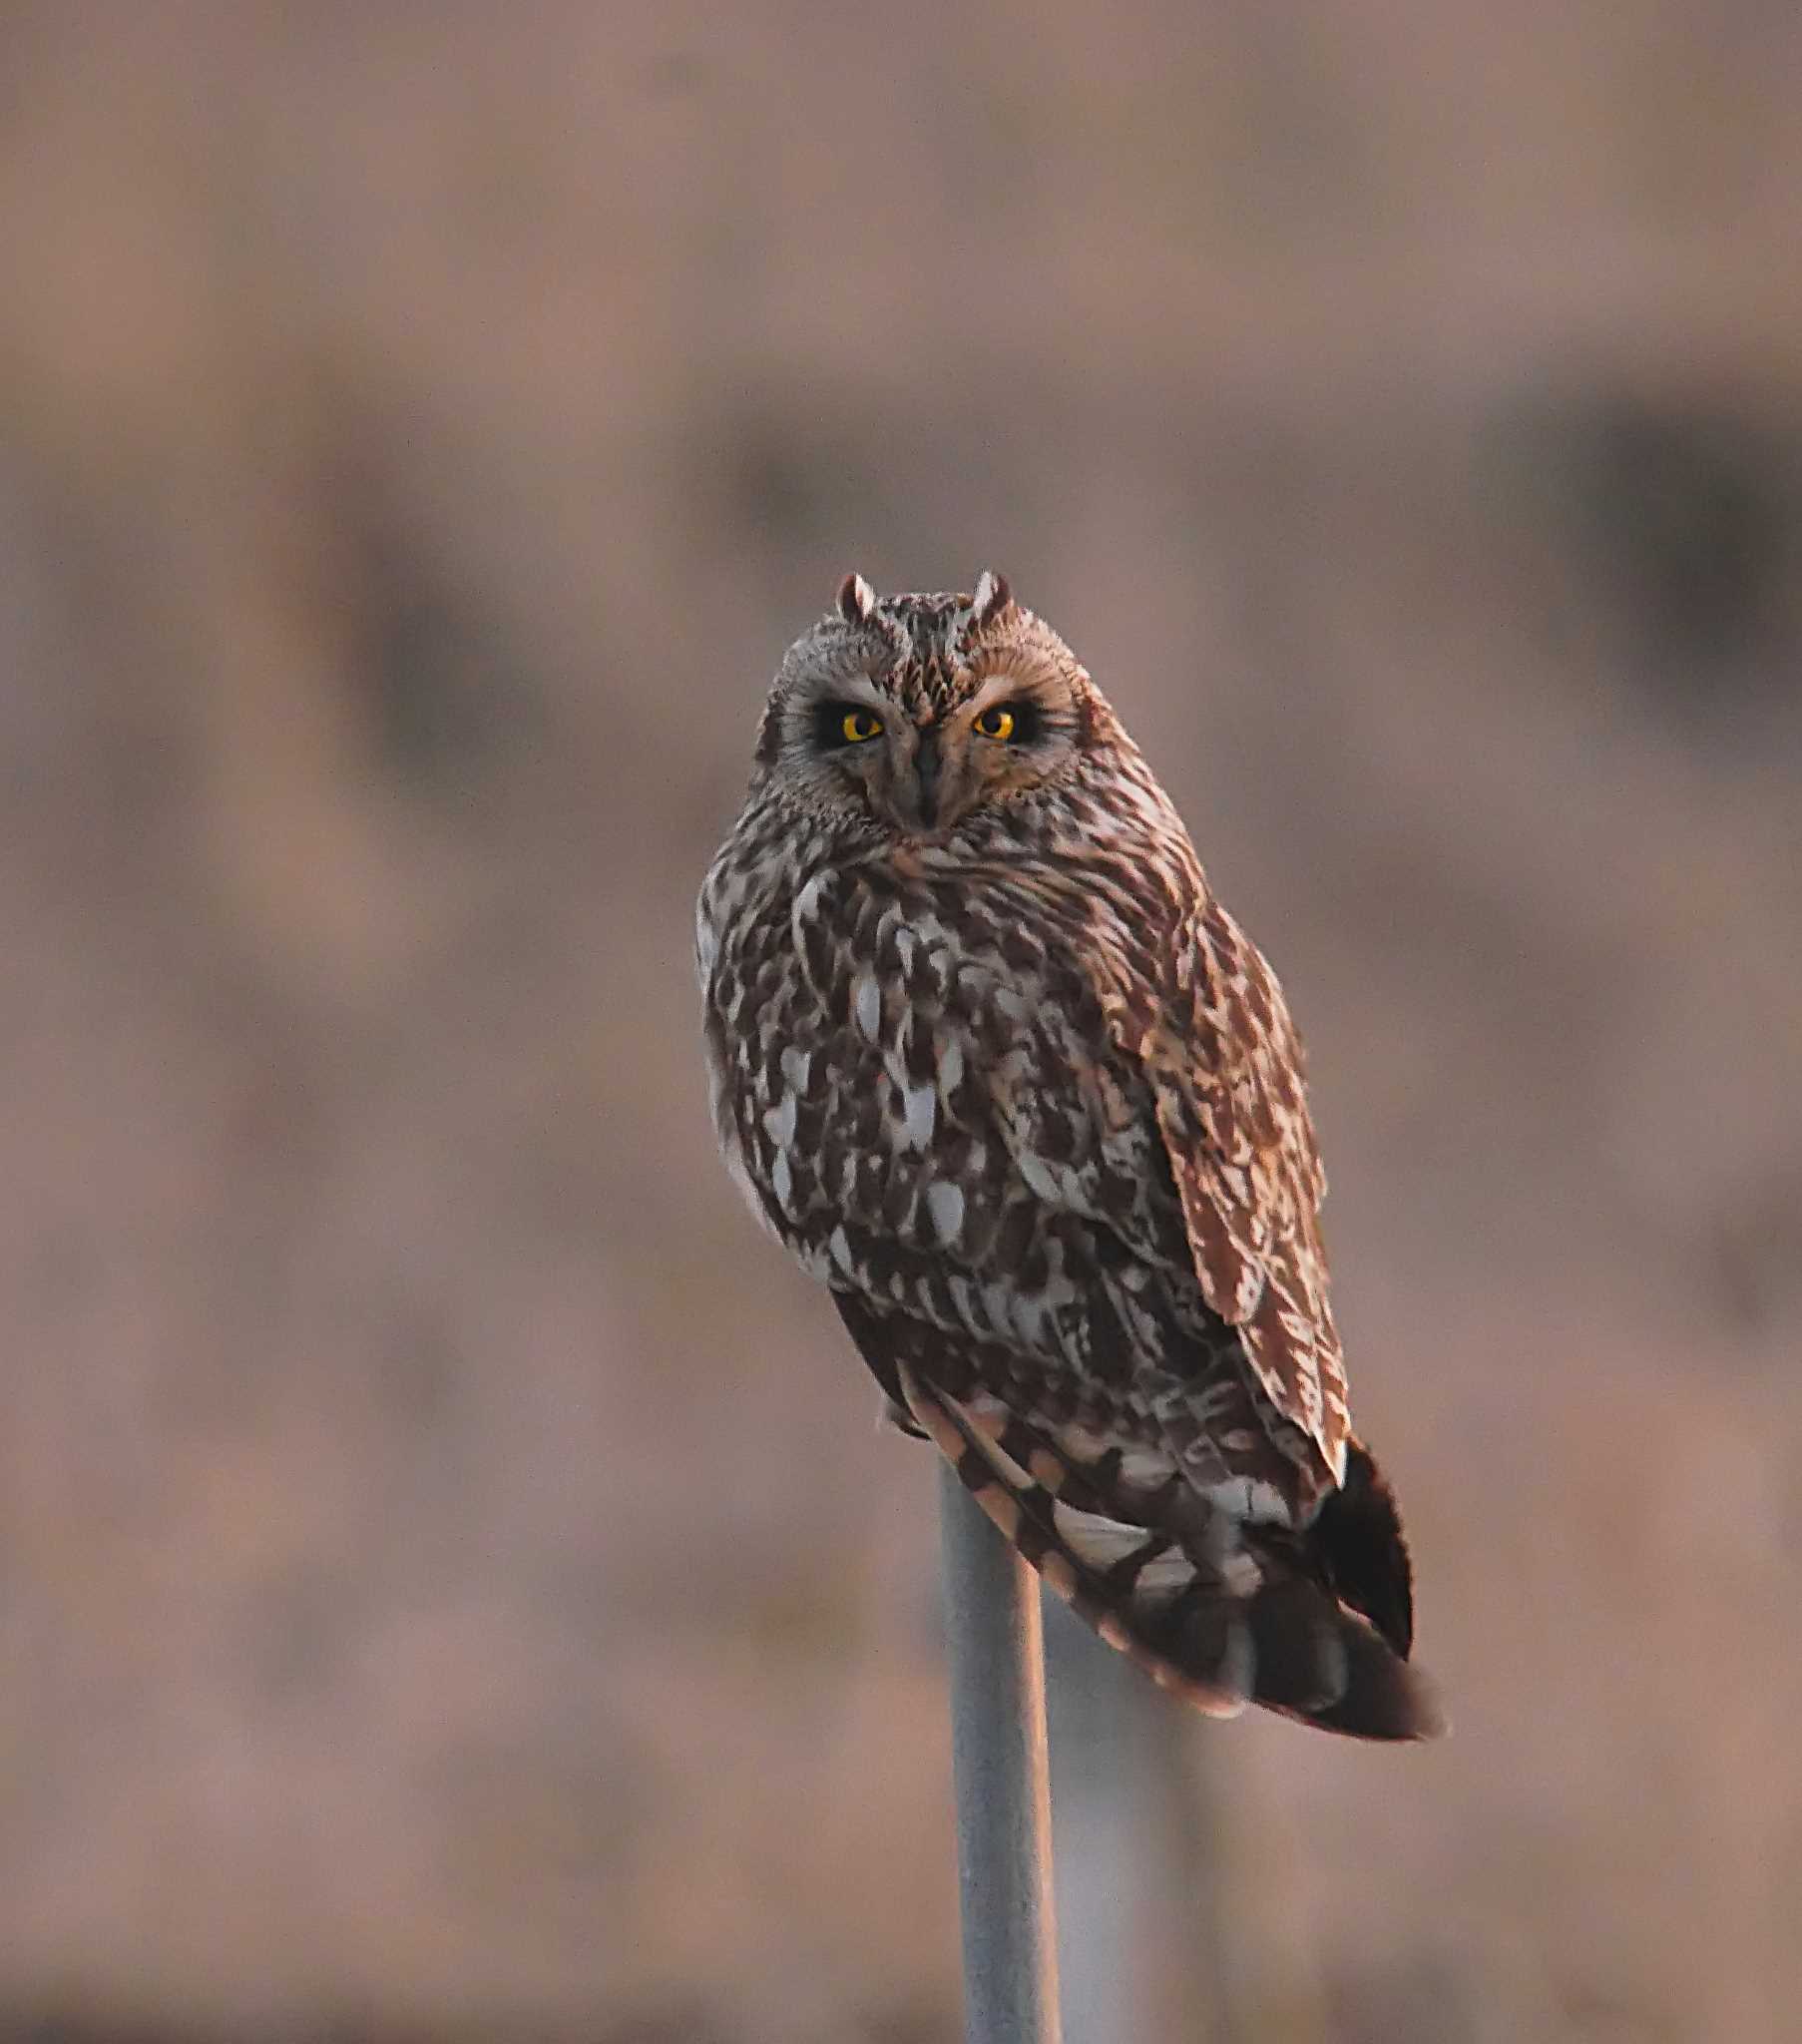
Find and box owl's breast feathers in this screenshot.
[701,839,1342,1478]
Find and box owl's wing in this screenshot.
[1098,894,1351,1486]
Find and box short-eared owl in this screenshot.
[697,572,1441,1739]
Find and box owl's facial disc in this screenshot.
[756,576,1094,840]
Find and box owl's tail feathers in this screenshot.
[1236,1577,1445,1740]
[896,1366,1445,1743]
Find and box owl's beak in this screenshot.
[911,727,943,829]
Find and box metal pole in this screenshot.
[1046,1591,1233,2043]
[938,1461,1064,2044]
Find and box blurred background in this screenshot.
[2,4,1799,2040]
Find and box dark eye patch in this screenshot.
[991,699,1044,743]
[814,700,882,749]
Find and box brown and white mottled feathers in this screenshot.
[697,571,1442,1740]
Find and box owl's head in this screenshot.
[750,572,1103,841]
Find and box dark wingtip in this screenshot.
[1313,1440,1416,1658]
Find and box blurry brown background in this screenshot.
[2,4,1800,2041]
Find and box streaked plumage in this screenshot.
[697,571,1441,1739]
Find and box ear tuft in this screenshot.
[971,570,1013,627]
[837,572,877,625]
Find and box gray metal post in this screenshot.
[938,1462,1064,2044]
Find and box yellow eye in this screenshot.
[840,708,883,744]
[973,705,1017,742]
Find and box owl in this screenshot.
[697,572,1442,1740]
